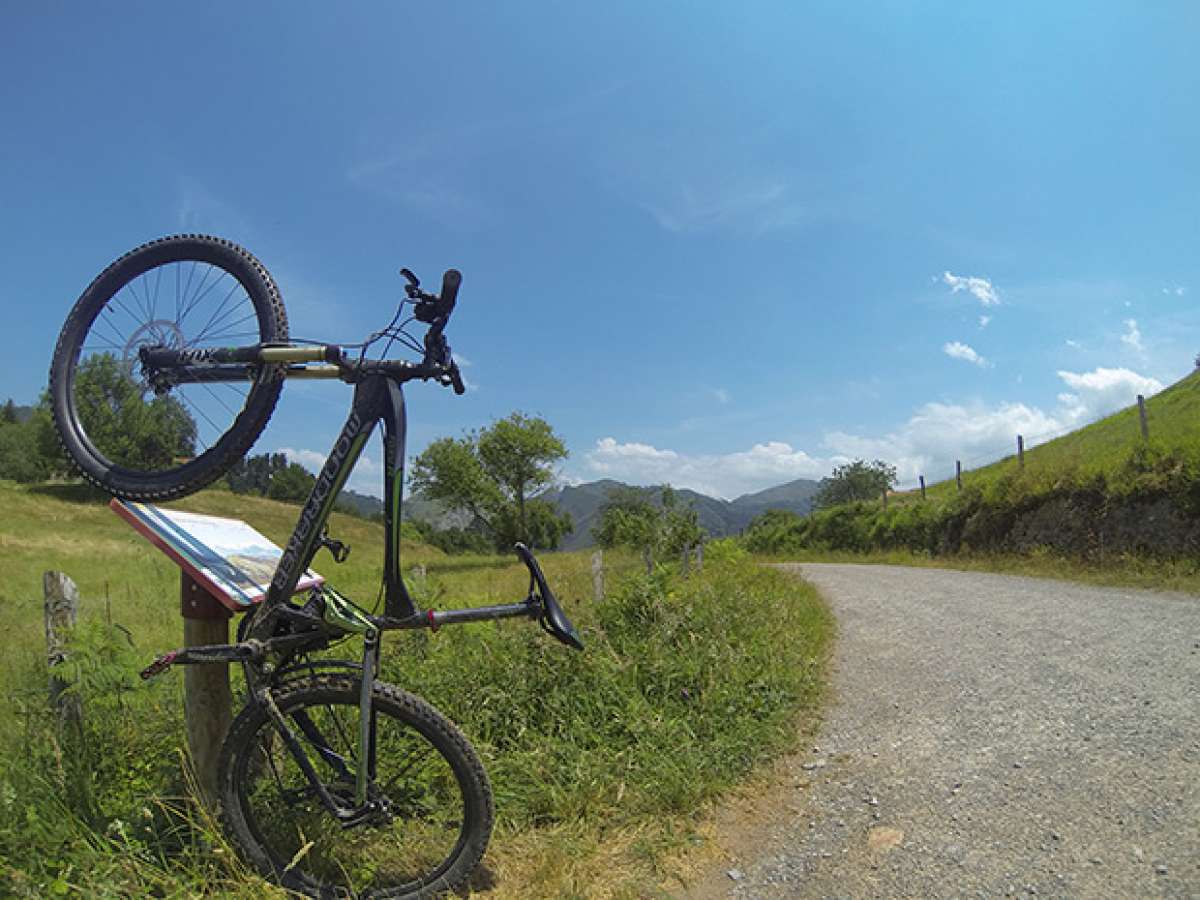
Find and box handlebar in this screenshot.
[139,262,470,395]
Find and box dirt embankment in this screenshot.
[945,491,1200,558]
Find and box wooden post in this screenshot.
[1137,394,1149,441]
[919,475,926,499]
[1017,434,1025,469]
[881,488,888,509]
[591,549,604,602]
[695,541,703,573]
[181,573,232,809]
[44,571,82,730]
[680,545,690,576]
[956,460,962,491]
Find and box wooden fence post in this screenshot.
[695,541,703,573]
[44,571,82,730]
[181,573,232,809]
[919,475,926,499]
[881,488,888,509]
[1017,434,1025,469]
[680,545,690,576]
[591,550,604,601]
[1137,394,1149,441]
[956,460,962,491]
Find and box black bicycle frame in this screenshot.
[267,373,417,620]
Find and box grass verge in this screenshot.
[0,483,832,896]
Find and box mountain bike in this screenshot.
[48,234,583,898]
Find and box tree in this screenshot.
[593,485,706,571]
[0,415,50,482]
[266,462,316,503]
[47,354,196,474]
[227,452,289,495]
[0,399,18,425]
[409,412,571,551]
[813,458,897,510]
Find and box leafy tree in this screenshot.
[266,462,316,503]
[0,416,50,482]
[409,412,571,551]
[44,354,196,474]
[743,508,806,554]
[593,485,706,571]
[813,458,897,510]
[410,519,494,555]
[227,452,289,495]
[0,399,18,425]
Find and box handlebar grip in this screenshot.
[439,269,462,313]
[449,361,466,395]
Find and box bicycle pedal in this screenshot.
[140,651,179,680]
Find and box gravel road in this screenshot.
[688,564,1200,899]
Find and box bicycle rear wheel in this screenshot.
[219,675,494,899]
[49,234,288,500]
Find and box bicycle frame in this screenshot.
[265,372,417,619]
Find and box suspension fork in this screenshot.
[256,590,384,821]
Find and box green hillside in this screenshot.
[748,369,1200,562]
[910,369,1200,503]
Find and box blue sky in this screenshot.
[2,3,1197,499]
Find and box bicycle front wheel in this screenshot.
[219,675,494,899]
[49,234,288,500]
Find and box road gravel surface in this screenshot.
[686,564,1200,899]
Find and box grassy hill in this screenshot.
[0,479,830,897]
[748,369,1200,561]
[910,368,1200,504]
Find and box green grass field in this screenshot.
[0,481,832,897]
[904,368,1200,506]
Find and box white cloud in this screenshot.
[582,365,1168,496]
[585,437,831,500]
[713,388,731,405]
[1163,286,1187,296]
[827,366,1164,486]
[1054,367,1163,422]
[1065,339,1081,349]
[943,341,990,368]
[1120,318,1144,352]
[942,271,1000,306]
[277,447,387,498]
[979,315,992,328]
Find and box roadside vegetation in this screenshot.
[0,480,831,897]
[744,370,1200,595]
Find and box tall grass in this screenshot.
[0,483,831,896]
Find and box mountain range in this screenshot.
[540,478,821,550]
[384,477,821,550]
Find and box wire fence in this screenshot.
[888,394,1152,498]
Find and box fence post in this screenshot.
[680,545,690,576]
[1017,434,1025,469]
[695,541,703,573]
[181,573,232,809]
[919,475,926,499]
[881,488,888,509]
[591,549,604,601]
[1137,394,1149,441]
[956,460,962,491]
[44,571,82,730]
